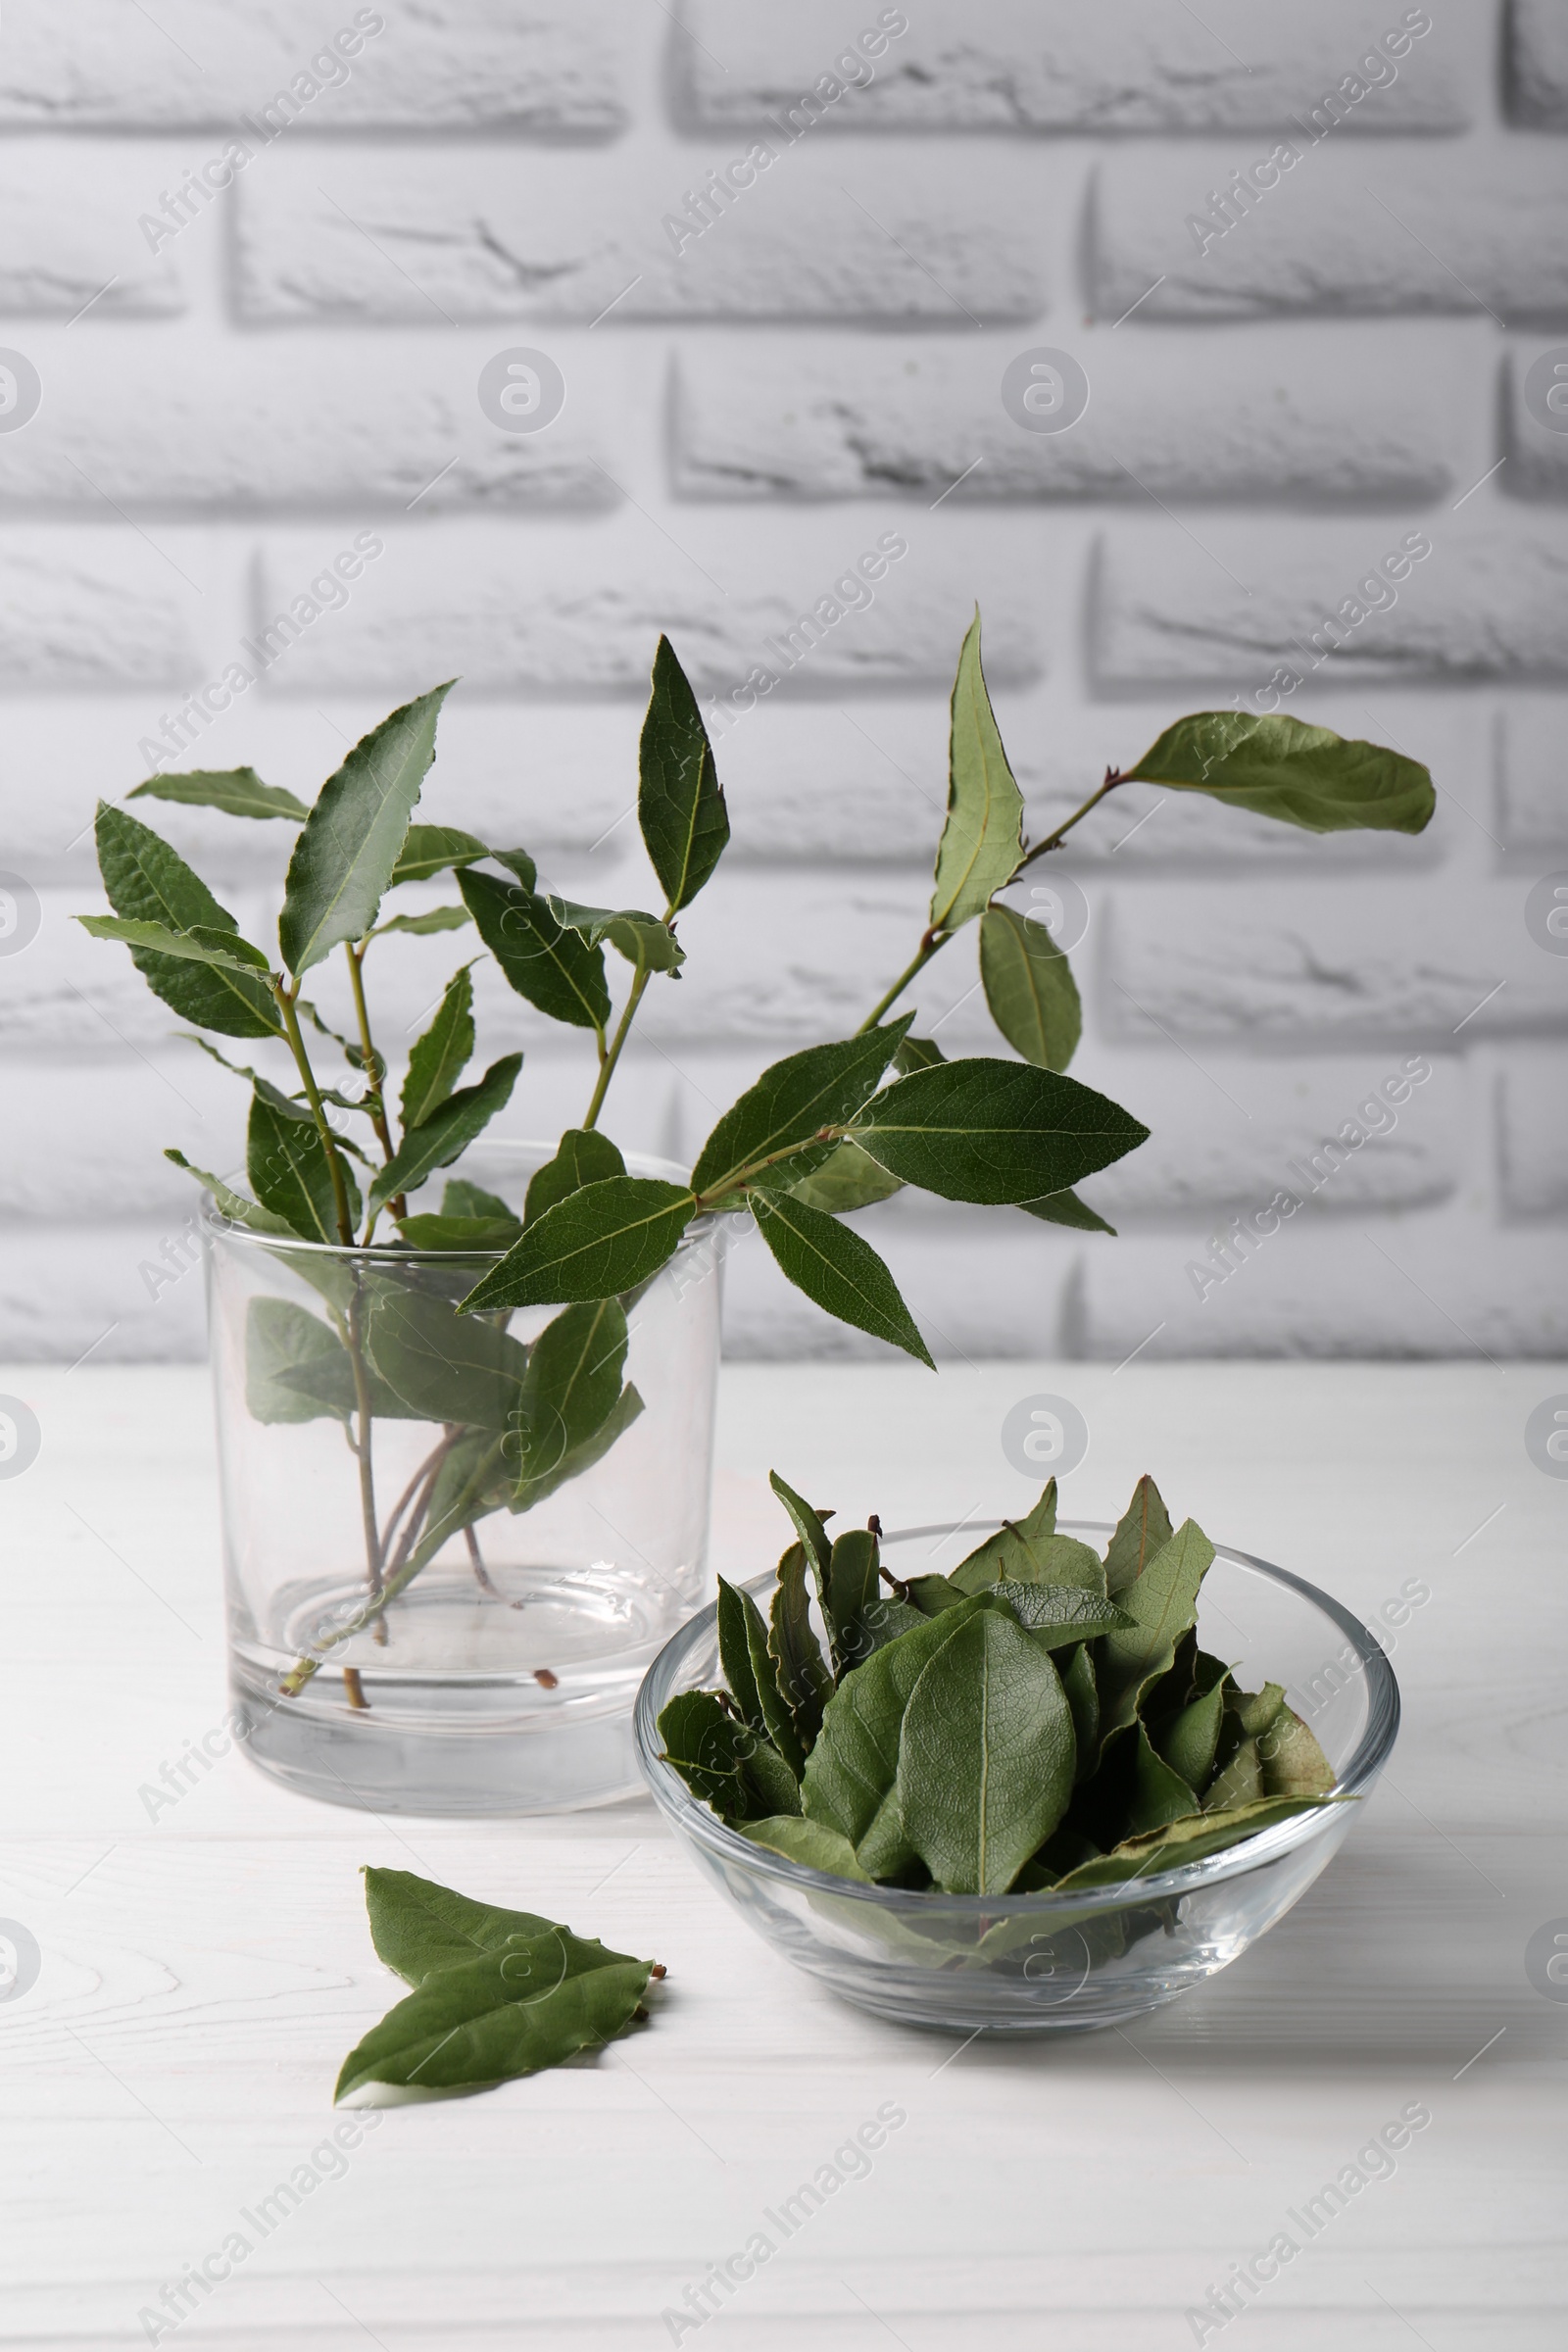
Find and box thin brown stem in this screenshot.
[1014,769,1125,873]
[695,1128,847,1213]
[344,940,404,1218]
[465,1522,524,1608]
[854,771,1129,1037]
[856,928,948,1036]
[281,1437,507,1693]
[272,979,357,1244]
[582,957,653,1131]
[379,1428,459,1565]
[345,1287,386,1644]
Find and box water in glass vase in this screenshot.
[206,1144,724,1815]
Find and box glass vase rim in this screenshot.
[198,1136,722,1263]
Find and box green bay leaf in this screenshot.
[364,1867,554,1986]
[1104,1474,1175,1596]
[280,684,453,974]
[247,1079,360,1242]
[692,1021,912,1205]
[390,824,488,885]
[127,766,308,822]
[1125,710,1436,836]
[459,1175,695,1313]
[334,1932,651,2100]
[523,1128,627,1226]
[639,634,729,913]
[366,1282,529,1431]
[979,903,1082,1070]
[458,865,611,1031]
[1095,1517,1216,1744]
[930,610,1025,933]
[800,1595,987,1846]
[1053,1794,1343,1892]
[896,1607,1075,1895]
[751,1192,933,1368]
[402,968,480,1142]
[369,1052,521,1213]
[92,802,281,1037]
[739,1816,870,1882]
[768,1542,833,1749]
[852,1056,1149,1205]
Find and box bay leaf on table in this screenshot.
[364,1867,555,1986]
[335,1932,652,2100]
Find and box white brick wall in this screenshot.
[1,0,1563,1367]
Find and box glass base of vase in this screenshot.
[228,1559,693,1814]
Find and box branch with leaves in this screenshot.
[78,614,1434,1695]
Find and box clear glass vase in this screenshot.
[204,1144,724,1816]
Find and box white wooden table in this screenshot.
[2,1360,1562,2350]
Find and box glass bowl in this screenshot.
[634,1518,1398,2034]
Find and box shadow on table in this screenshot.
[948,1831,1558,2076]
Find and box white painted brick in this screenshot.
[1094,527,1568,688]
[1082,1211,1568,1358]
[1497,1054,1568,1217]
[680,2,1469,134]
[1508,0,1568,126]
[1505,345,1568,502]
[1076,1048,1463,1218]
[0,155,181,316]
[721,1203,1075,1362]
[0,536,197,687]
[673,334,1454,504]
[1497,706,1568,851]
[0,3,624,132]
[0,1220,209,1361]
[0,1057,237,1218]
[1091,151,1568,322]
[237,153,1045,323]
[250,523,1043,694]
[0,337,612,513]
[1109,882,1563,1043]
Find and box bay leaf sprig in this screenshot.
[659,1472,1341,1899]
[78,613,1431,1692]
[334,1868,662,2101]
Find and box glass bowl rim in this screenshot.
[198,1137,722,1264]
[634,1517,1400,1915]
